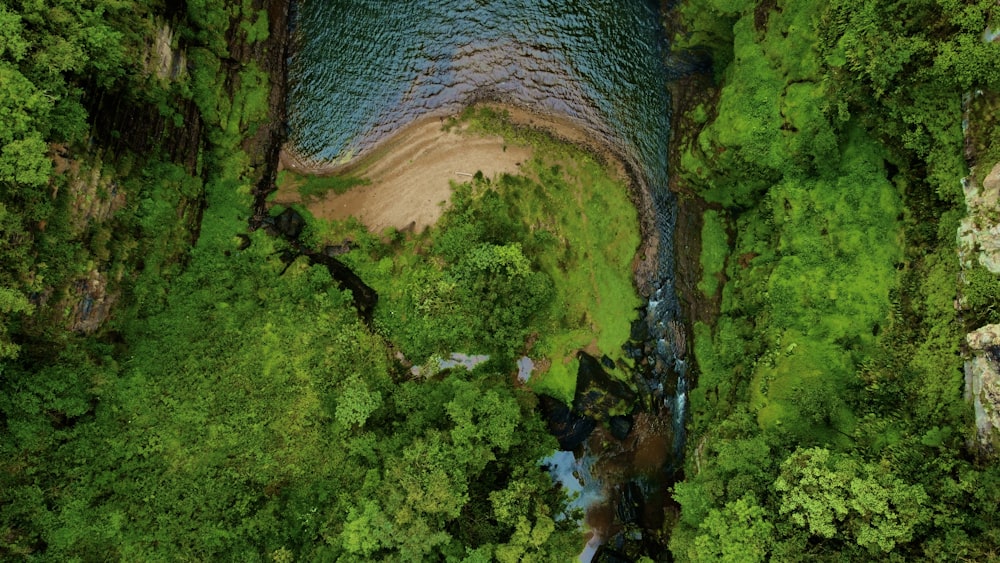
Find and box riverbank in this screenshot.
[273,103,631,235]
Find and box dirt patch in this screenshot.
[277,117,531,233]
[275,103,627,234]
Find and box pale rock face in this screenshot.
[147,22,187,82]
[959,162,1000,451]
[965,325,1000,451]
[958,162,1000,274]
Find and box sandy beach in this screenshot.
[274,103,625,234]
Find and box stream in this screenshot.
[287,0,689,559]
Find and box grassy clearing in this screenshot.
[276,169,369,202]
[437,107,641,402]
[302,106,641,404]
[698,209,727,298]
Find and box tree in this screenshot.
[688,495,774,562]
[775,447,931,553]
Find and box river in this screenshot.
[286,0,688,558]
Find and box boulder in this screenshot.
[615,481,645,526]
[608,414,634,440]
[965,324,1000,451]
[538,394,597,451]
[602,354,617,370]
[574,352,637,421]
[272,207,305,239]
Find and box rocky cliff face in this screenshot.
[958,130,1000,451]
[965,325,1000,451]
[38,3,290,337]
[959,162,1000,275]
[239,0,290,227]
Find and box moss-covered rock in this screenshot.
[965,324,1000,452]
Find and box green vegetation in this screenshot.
[6,0,999,559]
[276,168,369,201]
[0,5,592,561]
[697,209,727,298]
[671,0,1000,560]
[316,107,641,404]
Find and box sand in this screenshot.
[274,104,619,234]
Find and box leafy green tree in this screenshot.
[775,447,931,553]
[688,495,774,562]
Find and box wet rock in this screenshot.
[538,394,597,451]
[615,481,645,526]
[146,20,187,81]
[601,354,616,370]
[574,351,637,421]
[323,240,355,256]
[67,270,117,334]
[629,317,649,341]
[965,324,1000,451]
[608,414,634,440]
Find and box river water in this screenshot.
[287,0,688,557]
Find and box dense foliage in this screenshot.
[303,107,642,403]
[5,0,1000,560]
[0,3,590,561]
[671,0,1000,560]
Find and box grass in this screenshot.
[299,105,642,404]
[462,109,641,400]
[698,209,728,298]
[276,169,369,202]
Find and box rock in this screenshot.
[67,270,117,334]
[323,241,354,256]
[609,415,634,440]
[965,324,1000,452]
[629,317,649,341]
[615,481,645,526]
[272,208,306,239]
[573,352,638,421]
[147,20,187,81]
[594,546,634,563]
[601,354,616,370]
[958,163,1000,274]
[538,394,597,451]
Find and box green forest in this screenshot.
[2,0,1000,561]
[670,0,1000,560]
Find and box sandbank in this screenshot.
[274,103,627,234]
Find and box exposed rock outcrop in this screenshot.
[146,20,187,82]
[965,325,1000,451]
[958,106,1000,451]
[958,162,1000,274]
[574,351,637,421]
[66,270,118,335]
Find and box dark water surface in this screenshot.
[289,1,670,178]
[288,0,688,556]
